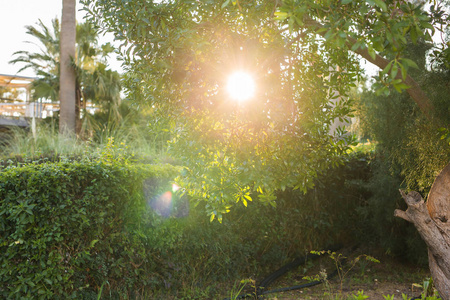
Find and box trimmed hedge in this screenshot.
[0,160,178,299]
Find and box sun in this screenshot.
[226,71,255,102]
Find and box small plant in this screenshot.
[412,277,441,299]
[352,290,369,300]
[310,250,380,292]
[228,278,256,300]
[382,291,442,300]
[303,269,333,296]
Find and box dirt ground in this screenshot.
[265,281,421,299]
[238,249,433,300]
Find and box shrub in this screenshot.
[0,149,430,299]
[0,160,178,299]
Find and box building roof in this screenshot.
[0,74,37,89]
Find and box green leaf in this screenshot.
[324,30,334,41]
[351,40,362,52]
[410,26,418,44]
[393,82,410,92]
[373,0,387,11]
[399,62,407,80]
[221,0,231,9]
[367,46,376,61]
[90,239,99,248]
[380,60,393,77]
[401,58,419,69]
[390,63,398,79]
[274,11,288,20]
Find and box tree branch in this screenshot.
[350,36,433,117]
[394,209,412,222]
[301,17,434,117]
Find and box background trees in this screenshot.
[356,38,450,194]
[11,18,121,135]
[81,0,448,216]
[82,0,357,220]
[81,1,450,294]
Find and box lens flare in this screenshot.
[172,184,180,192]
[149,191,172,217]
[226,71,255,102]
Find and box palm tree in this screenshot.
[10,17,121,135]
[10,19,60,102]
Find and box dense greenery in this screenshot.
[356,38,450,195]
[2,0,448,298]
[81,0,448,221]
[0,142,428,299]
[0,152,179,299]
[81,0,361,221]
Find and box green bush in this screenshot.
[0,149,430,299]
[0,160,178,299]
[353,154,428,265]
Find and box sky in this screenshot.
[0,0,121,78]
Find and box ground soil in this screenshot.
[235,248,434,300]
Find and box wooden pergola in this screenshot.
[0,74,36,89]
[0,74,58,121]
[0,73,35,102]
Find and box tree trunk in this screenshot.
[394,163,450,300]
[59,0,77,135]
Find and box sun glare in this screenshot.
[226,71,255,102]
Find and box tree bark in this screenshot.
[394,163,450,300]
[59,0,77,136]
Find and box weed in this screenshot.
[228,278,256,300]
[310,250,380,292]
[352,290,369,299]
[412,277,441,299]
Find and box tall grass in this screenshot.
[0,117,168,162]
[1,122,87,158]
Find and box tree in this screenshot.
[356,38,450,194]
[11,19,121,134]
[80,0,449,212]
[60,0,77,135]
[10,19,61,103]
[82,0,357,216]
[81,0,449,296]
[355,36,450,296]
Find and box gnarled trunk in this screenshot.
[394,163,450,300]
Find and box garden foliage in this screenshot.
[0,158,178,299]
[0,147,431,299]
[0,147,363,299]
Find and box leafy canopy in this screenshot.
[81,0,446,221]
